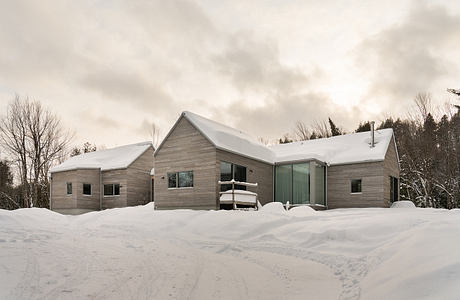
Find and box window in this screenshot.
[275,163,312,205]
[390,176,399,202]
[168,173,177,188]
[220,162,247,191]
[66,182,72,195]
[104,184,120,196]
[351,179,362,193]
[168,171,193,188]
[83,183,92,195]
[178,171,193,188]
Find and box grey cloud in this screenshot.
[79,66,176,113]
[208,31,339,139]
[212,33,310,94]
[355,2,460,110]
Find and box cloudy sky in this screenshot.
[1,0,459,148]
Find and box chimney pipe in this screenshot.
[370,121,375,148]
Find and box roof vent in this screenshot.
[370,121,375,148]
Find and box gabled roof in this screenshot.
[269,128,394,165]
[156,111,396,166]
[50,142,154,173]
[184,111,275,164]
[155,111,274,164]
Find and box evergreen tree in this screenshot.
[328,118,342,136]
[356,121,371,132]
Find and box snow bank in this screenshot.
[1,205,459,300]
[259,202,286,214]
[288,205,317,217]
[391,200,416,208]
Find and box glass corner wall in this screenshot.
[275,163,310,205]
[275,161,326,206]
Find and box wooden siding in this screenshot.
[216,149,273,205]
[327,161,385,209]
[383,136,400,207]
[154,117,217,209]
[51,169,100,212]
[127,147,154,206]
[101,169,128,209]
[51,170,78,210]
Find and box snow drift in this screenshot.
[1,205,459,300]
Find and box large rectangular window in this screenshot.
[293,163,310,204]
[220,162,247,191]
[168,171,193,188]
[104,184,120,196]
[83,183,92,195]
[275,164,292,204]
[275,162,325,205]
[66,182,72,195]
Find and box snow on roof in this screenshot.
[269,128,394,165]
[50,142,153,173]
[183,111,275,164]
[163,111,395,166]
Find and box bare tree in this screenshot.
[0,96,30,207]
[312,120,331,138]
[294,121,310,141]
[413,93,433,122]
[258,137,270,145]
[0,96,72,208]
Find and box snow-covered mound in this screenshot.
[260,202,286,214]
[390,200,416,208]
[288,205,317,217]
[1,205,459,300]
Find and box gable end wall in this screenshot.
[154,117,217,209]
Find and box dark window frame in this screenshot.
[104,183,120,197]
[168,171,193,189]
[83,183,92,196]
[66,182,72,195]
[351,179,362,194]
[220,161,247,191]
[390,176,399,202]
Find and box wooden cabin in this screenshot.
[154,111,400,210]
[50,142,154,215]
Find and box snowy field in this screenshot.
[1,203,460,300]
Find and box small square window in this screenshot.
[66,182,72,195]
[104,184,113,196]
[351,179,362,193]
[168,173,177,188]
[83,183,92,195]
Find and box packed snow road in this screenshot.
[1,203,460,300]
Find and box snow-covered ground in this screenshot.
[1,203,460,300]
